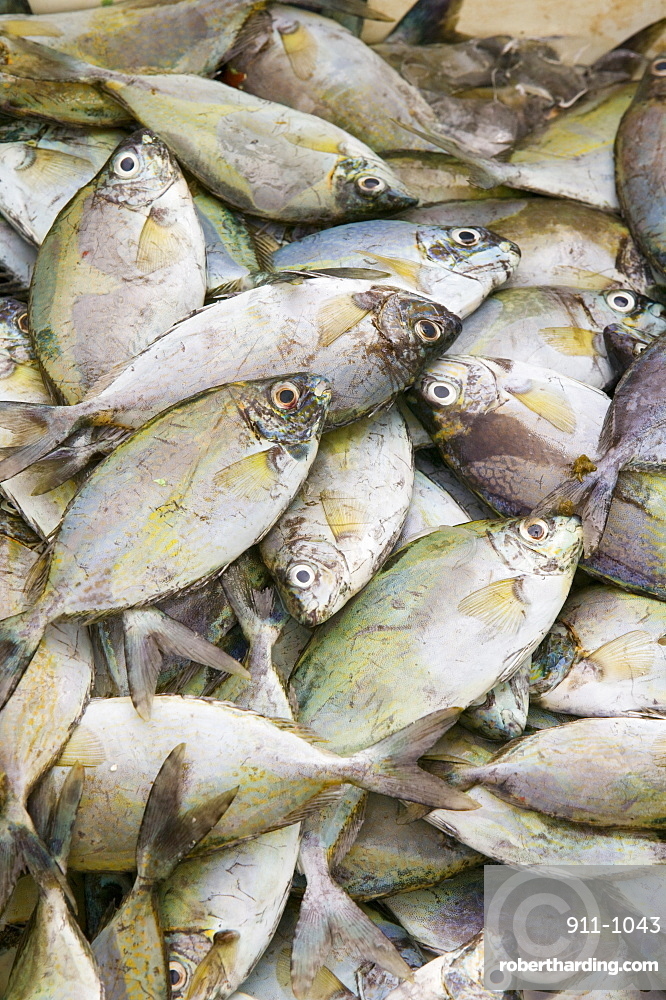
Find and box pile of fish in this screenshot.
[0,0,666,995]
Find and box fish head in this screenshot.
[331,154,418,218]
[270,537,351,626]
[370,289,463,384]
[635,54,666,103]
[166,929,240,1000]
[488,513,583,577]
[406,356,501,441]
[530,620,579,694]
[0,298,31,376]
[96,128,180,208]
[603,322,653,374]
[417,225,521,300]
[230,373,331,448]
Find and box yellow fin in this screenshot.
[185,930,240,1000]
[277,947,350,999]
[136,214,188,274]
[540,327,598,357]
[317,295,371,347]
[319,490,372,542]
[252,230,280,272]
[279,22,318,81]
[509,385,576,434]
[270,717,327,744]
[282,127,342,155]
[57,726,105,767]
[0,18,63,36]
[362,252,422,285]
[585,630,655,681]
[23,148,90,188]
[213,449,277,502]
[458,577,526,634]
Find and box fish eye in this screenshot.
[17,311,29,334]
[356,175,387,195]
[519,517,550,543]
[634,342,648,355]
[414,318,443,342]
[451,227,481,247]
[287,563,316,588]
[271,381,301,410]
[113,151,140,178]
[423,377,460,406]
[651,57,666,76]
[606,289,636,313]
[168,960,188,991]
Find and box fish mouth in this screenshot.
[384,189,419,211]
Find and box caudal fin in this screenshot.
[123,607,249,720]
[291,834,412,999]
[0,609,46,710]
[536,463,616,556]
[136,743,237,884]
[3,792,77,912]
[0,400,81,483]
[344,708,479,810]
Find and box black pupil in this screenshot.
[528,524,543,539]
[170,969,180,985]
[614,296,629,308]
[362,177,380,189]
[458,231,477,244]
[296,569,311,583]
[278,388,296,405]
[419,321,438,339]
[433,384,452,399]
[120,156,135,172]
[655,59,666,71]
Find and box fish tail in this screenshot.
[123,608,249,721]
[389,119,499,187]
[0,400,82,483]
[136,743,237,884]
[0,609,47,710]
[290,831,412,999]
[343,708,479,810]
[536,461,618,557]
[1,792,76,911]
[0,34,110,84]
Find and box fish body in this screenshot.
[30,127,207,403]
[0,117,125,245]
[401,197,654,294]
[42,695,464,871]
[384,867,484,955]
[616,54,666,284]
[272,220,521,317]
[407,356,610,516]
[193,186,259,293]
[0,218,35,295]
[450,286,666,390]
[0,280,461,484]
[292,514,582,754]
[0,72,132,126]
[531,584,666,716]
[261,404,414,626]
[0,374,330,705]
[395,468,470,548]
[381,152,512,207]
[460,655,530,740]
[451,717,666,828]
[231,5,441,153]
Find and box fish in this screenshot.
[380,933,496,1000]
[603,321,657,385]
[406,356,610,517]
[0,72,133,127]
[397,82,636,210]
[447,716,666,828]
[227,5,442,154]
[260,404,414,626]
[3,766,105,1000]
[538,331,666,555]
[0,218,35,296]
[0,297,76,539]
[460,655,530,740]
[394,468,470,548]
[449,286,666,391]
[92,744,237,1000]
[192,184,260,295]
[615,54,666,284]
[331,792,483,901]
[530,583,666,717]
[30,127,207,404]
[400,197,655,294]
[0,373,331,711]
[0,116,125,245]
[383,866,485,955]
[0,528,93,914]
[272,220,521,317]
[377,152,512,207]
[41,695,470,872]
[0,279,460,482]
[415,448,495,521]
[1,37,417,223]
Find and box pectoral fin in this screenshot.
[213,448,280,501]
[278,22,318,81]
[540,327,598,357]
[509,384,576,434]
[317,296,371,347]
[136,214,188,274]
[458,577,527,634]
[585,630,655,681]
